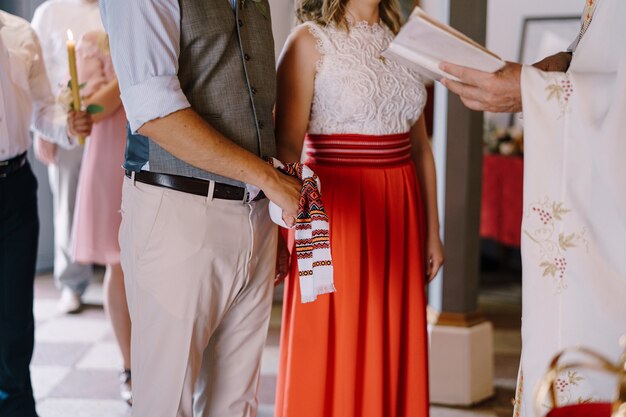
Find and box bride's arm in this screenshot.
[411,117,444,282]
[275,26,320,163]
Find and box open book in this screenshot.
[382,7,505,81]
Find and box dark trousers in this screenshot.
[0,161,39,417]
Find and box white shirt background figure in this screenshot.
[30,0,102,299]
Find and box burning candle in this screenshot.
[66,29,85,145]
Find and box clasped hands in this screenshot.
[438,51,572,113]
[68,109,93,139]
[34,110,93,166]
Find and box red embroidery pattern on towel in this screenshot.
[274,162,333,276]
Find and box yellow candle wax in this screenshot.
[66,29,85,145]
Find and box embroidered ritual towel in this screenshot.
[268,158,335,303]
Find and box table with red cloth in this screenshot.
[480,154,524,248]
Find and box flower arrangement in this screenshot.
[483,121,524,157]
[57,80,104,115]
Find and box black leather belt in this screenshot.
[0,152,27,178]
[125,170,265,202]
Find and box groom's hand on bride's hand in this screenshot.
[439,62,523,113]
[262,169,301,228]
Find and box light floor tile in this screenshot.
[82,281,104,306]
[34,299,63,323]
[258,404,275,417]
[76,342,123,370]
[34,274,60,300]
[31,366,71,401]
[261,345,279,376]
[36,317,110,344]
[32,342,91,367]
[48,370,122,400]
[259,375,277,405]
[37,398,131,417]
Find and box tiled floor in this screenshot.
[31,272,521,417]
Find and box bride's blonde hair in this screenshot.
[296,0,403,34]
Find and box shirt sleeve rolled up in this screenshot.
[100,0,190,133]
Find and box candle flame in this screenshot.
[67,29,74,41]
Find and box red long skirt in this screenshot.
[275,133,430,417]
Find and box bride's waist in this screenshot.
[305,132,412,167]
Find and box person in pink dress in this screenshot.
[70,30,132,405]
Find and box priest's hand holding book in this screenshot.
[383,7,525,114]
[439,62,523,113]
[438,50,573,113]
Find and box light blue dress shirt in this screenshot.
[100,0,239,133]
[101,0,232,133]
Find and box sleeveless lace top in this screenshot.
[303,20,427,136]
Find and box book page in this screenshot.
[411,8,501,60]
[384,7,505,80]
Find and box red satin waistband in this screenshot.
[305,132,412,166]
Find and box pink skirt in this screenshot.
[72,107,126,265]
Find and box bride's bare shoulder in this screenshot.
[287,23,323,54]
[278,22,323,70]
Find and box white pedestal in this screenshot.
[429,321,495,405]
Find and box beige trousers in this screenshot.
[119,177,277,417]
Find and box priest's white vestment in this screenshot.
[516,0,626,415]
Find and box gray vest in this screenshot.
[131,0,277,187]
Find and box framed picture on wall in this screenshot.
[518,16,581,65]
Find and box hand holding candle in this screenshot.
[66,29,85,145]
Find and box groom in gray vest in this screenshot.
[100,1,300,416]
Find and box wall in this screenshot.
[0,0,42,19]
[422,0,584,60]
[269,0,294,59]
[486,0,585,61]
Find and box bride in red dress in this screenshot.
[274,0,444,416]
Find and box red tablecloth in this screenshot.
[546,403,613,417]
[480,154,524,248]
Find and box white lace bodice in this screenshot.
[304,20,427,136]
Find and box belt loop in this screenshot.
[242,187,251,205]
[131,171,136,186]
[206,180,216,202]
